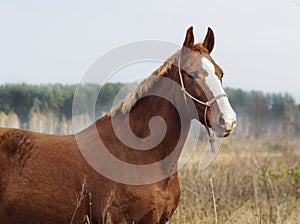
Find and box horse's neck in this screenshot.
[96,79,191,165]
[129,95,190,154]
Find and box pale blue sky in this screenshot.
[1,0,300,101]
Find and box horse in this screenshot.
[0,26,236,223]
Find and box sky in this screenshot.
[1,0,300,102]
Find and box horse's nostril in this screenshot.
[218,116,225,127]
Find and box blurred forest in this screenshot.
[1,83,300,140]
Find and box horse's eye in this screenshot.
[188,72,199,79]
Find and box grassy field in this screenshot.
[170,138,300,224]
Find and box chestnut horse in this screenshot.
[0,27,236,223]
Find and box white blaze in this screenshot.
[201,57,236,124]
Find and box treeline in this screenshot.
[0,83,124,133]
[226,88,300,140]
[0,83,300,138]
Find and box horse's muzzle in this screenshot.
[216,115,236,137]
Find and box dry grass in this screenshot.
[170,138,300,224]
[69,138,300,223]
[70,177,89,224]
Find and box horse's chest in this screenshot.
[112,176,180,223]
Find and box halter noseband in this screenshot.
[178,56,227,152]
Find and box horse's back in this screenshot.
[0,127,75,170]
[0,127,31,173]
[0,128,34,160]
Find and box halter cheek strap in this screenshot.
[178,56,227,152]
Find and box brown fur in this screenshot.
[0,27,227,223]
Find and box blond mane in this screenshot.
[108,51,179,117]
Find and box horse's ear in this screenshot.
[183,26,194,49]
[202,27,215,53]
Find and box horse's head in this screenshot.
[177,26,236,138]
